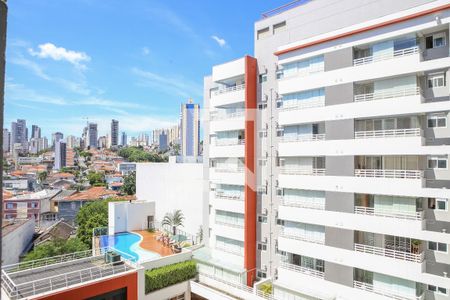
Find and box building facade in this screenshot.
[51,132,63,148]
[31,124,41,139]
[3,128,9,152]
[111,119,119,147]
[121,131,127,146]
[203,1,450,300]
[88,122,98,149]
[11,119,27,153]
[180,100,200,157]
[54,140,66,170]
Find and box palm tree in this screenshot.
[162,210,184,235]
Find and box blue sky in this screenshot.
[5,0,288,139]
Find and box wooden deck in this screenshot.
[134,230,173,257]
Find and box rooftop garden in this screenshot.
[145,260,197,294]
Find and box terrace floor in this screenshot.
[134,230,173,257]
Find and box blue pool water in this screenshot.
[99,232,160,262]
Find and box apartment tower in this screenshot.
[202,1,450,300]
[111,119,119,147]
[180,100,200,157]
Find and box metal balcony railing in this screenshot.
[354,128,422,139]
[210,110,245,121]
[214,166,245,173]
[354,206,424,221]
[280,134,325,143]
[278,98,325,111]
[354,280,424,300]
[215,220,244,229]
[353,46,419,66]
[214,84,245,96]
[215,139,245,146]
[354,243,424,263]
[279,230,325,245]
[280,198,325,210]
[354,169,423,179]
[279,261,324,279]
[279,168,326,176]
[215,193,244,201]
[354,86,421,102]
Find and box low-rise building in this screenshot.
[2,219,35,264]
[118,162,136,175]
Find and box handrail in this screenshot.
[355,128,421,139]
[215,193,244,201]
[215,220,244,229]
[354,86,421,102]
[279,261,324,279]
[354,169,423,179]
[279,231,325,245]
[198,272,254,294]
[278,98,325,111]
[214,84,245,96]
[215,139,245,146]
[210,110,245,121]
[280,134,325,142]
[354,206,423,221]
[354,243,424,263]
[261,0,310,18]
[214,166,245,173]
[353,46,419,66]
[280,198,325,210]
[279,168,326,176]
[354,280,424,300]
[215,245,244,256]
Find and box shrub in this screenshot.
[145,260,197,294]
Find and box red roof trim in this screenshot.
[274,3,450,56]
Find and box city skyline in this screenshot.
[4,0,288,138]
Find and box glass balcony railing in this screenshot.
[214,84,245,96]
[279,261,325,279]
[353,46,419,66]
[280,197,325,210]
[213,166,245,173]
[354,86,421,102]
[279,229,325,245]
[210,110,245,121]
[354,128,422,139]
[215,139,245,146]
[279,167,326,176]
[354,169,423,179]
[215,192,243,201]
[278,98,325,111]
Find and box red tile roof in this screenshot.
[62,187,117,201]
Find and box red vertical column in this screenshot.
[244,55,257,287]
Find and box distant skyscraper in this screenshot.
[66,135,78,149]
[110,119,119,147]
[82,126,88,149]
[180,100,200,157]
[98,136,107,149]
[121,132,127,146]
[11,119,27,152]
[52,132,64,148]
[3,128,10,153]
[159,132,168,152]
[31,125,41,139]
[88,123,98,148]
[54,140,66,170]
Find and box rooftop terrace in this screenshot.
[1,249,137,300]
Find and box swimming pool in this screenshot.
[99,232,160,262]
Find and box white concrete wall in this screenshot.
[136,162,204,238]
[2,219,35,264]
[108,201,155,235]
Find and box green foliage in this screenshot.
[38,171,48,183]
[87,171,105,185]
[145,260,197,294]
[121,171,136,195]
[79,151,92,158]
[259,283,273,296]
[118,147,167,163]
[23,238,88,262]
[162,210,184,235]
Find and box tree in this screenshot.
[76,200,109,247]
[162,210,184,235]
[122,171,136,195]
[38,171,48,184]
[87,171,105,186]
[23,238,88,261]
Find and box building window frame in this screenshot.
[257,242,267,251]
[427,73,446,88]
[428,241,448,253]
[428,284,448,295]
[257,269,267,279]
[426,32,447,49]
[427,113,447,128]
[428,156,448,170]
[258,215,268,223]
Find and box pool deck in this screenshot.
[134,230,173,257]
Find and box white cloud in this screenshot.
[28,43,91,69]
[211,35,226,47]
[9,56,51,80]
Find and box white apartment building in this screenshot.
[202,1,450,300]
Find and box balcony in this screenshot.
[354,206,424,221]
[353,46,419,67]
[215,139,245,146]
[280,197,325,210]
[354,86,421,102]
[279,134,325,143]
[215,220,244,229]
[279,167,326,176]
[353,281,424,300]
[354,128,422,139]
[279,229,325,245]
[279,261,324,280]
[214,166,244,173]
[214,84,245,96]
[354,243,424,263]
[210,110,244,121]
[278,98,325,111]
[354,169,423,179]
[215,192,243,201]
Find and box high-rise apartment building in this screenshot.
[110,119,119,147]
[121,131,127,146]
[180,100,200,157]
[29,137,47,154]
[54,140,66,170]
[3,128,9,153]
[98,136,107,149]
[51,132,63,148]
[202,1,450,300]
[10,119,27,152]
[88,122,98,149]
[159,131,168,152]
[31,125,41,139]
[66,135,80,149]
[0,0,6,157]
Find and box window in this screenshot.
[427,73,446,88]
[257,270,267,278]
[273,21,286,34]
[257,27,270,40]
[258,103,267,110]
[258,215,268,223]
[276,219,285,226]
[429,198,448,211]
[5,203,13,209]
[30,202,38,208]
[428,241,448,252]
[259,74,267,83]
[426,32,446,49]
[257,242,267,251]
[427,113,447,128]
[428,285,448,295]
[428,156,448,169]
